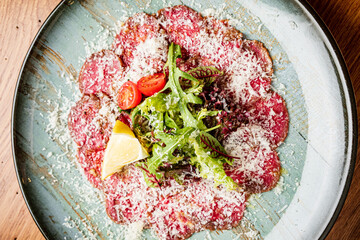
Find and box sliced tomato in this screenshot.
[137,73,166,96]
[117,81,142,110]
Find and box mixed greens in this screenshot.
[131,43,237,190]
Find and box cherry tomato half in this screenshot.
[117,81,142,110]
[137,73,166,96]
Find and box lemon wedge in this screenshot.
[101,120,149,180]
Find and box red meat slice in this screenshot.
[112,13,165,66]
[149,180,246,239]
[218,40,271,76]
[158,5,204,54]
[246,149,280,193]
[209,195,246,230]
[79,50,124,96]
[237,77,271,106]
[249,91,289,147]
[68,95,112,151]
[104,166,157,224]
[250,77,271,95]
[243,40,273,75]
[149,196,196,240]
[188,35,269,87]
[77,148,104,189]
[205,17,243,41]
[68,95,101,147]
[112,13,168,82]
[177,54,213,72]
[225,147,281,193]
[223,125,281,193]
[102,164,247,239]
[169,16,243,71]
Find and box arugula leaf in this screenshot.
[131,93,168,125]
[179,104,200,129]
[168,110,183,128]
[189,137,237,190]
[176,68,200,88]
[137,93,169,113]
[196,108,220,121]
[184,93,202,104]
[147,127,194,173]
[165,112,178,129]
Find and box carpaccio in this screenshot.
[67,5,289,240]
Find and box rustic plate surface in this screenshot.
[12,0,357,239]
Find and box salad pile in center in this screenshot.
[124,43,237,190]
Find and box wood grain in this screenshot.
[0,0,358,239]
[0,1,61,239]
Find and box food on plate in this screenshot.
[101,120,149,180]
[68,5,289,239]
[117,81,142,110]
[137,73,167,96]
[79,50,124,96]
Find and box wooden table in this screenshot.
[0,0,359,239]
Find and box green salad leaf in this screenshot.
[147,127,194,173]
[187,66,224,86]
[189,137,237,190]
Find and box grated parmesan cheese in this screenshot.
[57,5,290,240]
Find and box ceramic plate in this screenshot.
[12,0,357,239]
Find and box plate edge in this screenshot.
[11,1,66,239]
[297,1,358,240]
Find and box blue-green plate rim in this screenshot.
[10,0,358,239]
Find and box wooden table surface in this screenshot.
[0,0,359,239]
